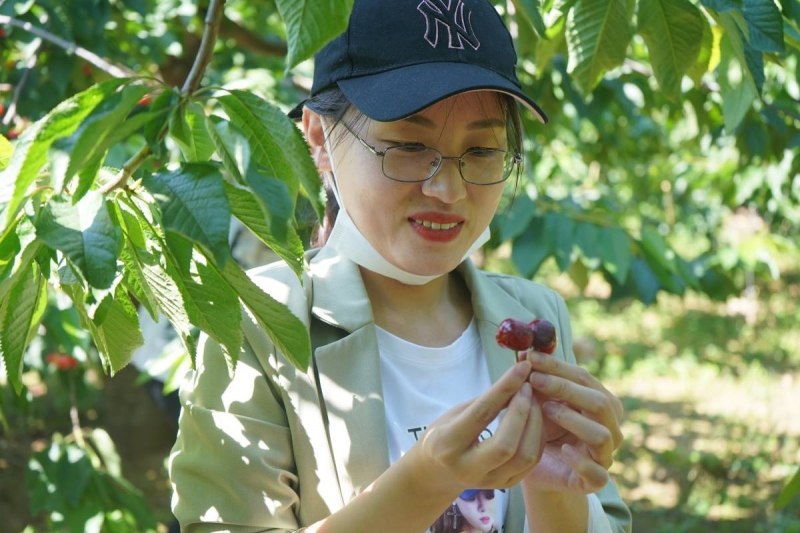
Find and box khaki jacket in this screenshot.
[169,245,633,532]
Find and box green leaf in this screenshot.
[566,0,633,94]
[168,247,242,368]
[574,221,601,260]
[688,14,714,84]
[245,166,293,241]
[599,226,632,284]
[207,117,249,185]
[512,216,551,278]
[169,102,215,162]
[718,28,758,131]
[546,211,574,272]
[218,257,311,371]
[0,78,129,232]
[144,89,179,159]
[36,191,121,289]
[0,263,47,394]
[741,0,785,52]
[0,135,11,170]
[218,91,323,221]
[639,226,676,273]
[700,0,742,11]
[119,244,159,321]
[276,0,355,69]
[91,284,143,375]
[776,467,800,510]
[498,194,538,242]
[638,0,705,98]
[630,256,660,304]
[60,84,150,196]
[142,163,231,267]
[514,0,548,36]
[225,182,304,278]
[129,237,198,362]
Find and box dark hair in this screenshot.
[305,87,524,248]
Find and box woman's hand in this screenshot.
[406,360,546,495]
[517,351,624,494]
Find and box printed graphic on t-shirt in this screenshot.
[429,488,504,533]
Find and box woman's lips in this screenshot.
[409,218,463,242]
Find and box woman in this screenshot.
[431,489,500,533]
[169,1,632,532]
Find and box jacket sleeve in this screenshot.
[555,294,633,533]
[168,327,304,533]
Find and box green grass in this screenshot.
[560,270,800,532]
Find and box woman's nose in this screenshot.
[420,158,466,204]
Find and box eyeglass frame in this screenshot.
[338,121,522,186]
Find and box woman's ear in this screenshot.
[302,107,332,172]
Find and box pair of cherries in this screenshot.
[496,318,557,354]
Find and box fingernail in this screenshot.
[562,444,578,458]
[529,372,547,387]
[542,401,559,415]
[515,360,531,375]
[520,382,532,398]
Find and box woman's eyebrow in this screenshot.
[401,115,506,130]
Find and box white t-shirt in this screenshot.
[376,319,508,533]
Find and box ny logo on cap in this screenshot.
[417,0,481,50]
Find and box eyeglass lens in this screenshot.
[382,146,514,184]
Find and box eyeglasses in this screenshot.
[340,122,521,186]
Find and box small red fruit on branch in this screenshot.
[46,352,80,370]
[496,318,558,354]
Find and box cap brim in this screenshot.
[337,62,548,124]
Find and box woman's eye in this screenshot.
[393,143,428,153]
[467,148,499,157]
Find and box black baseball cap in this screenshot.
[289,0,548,124]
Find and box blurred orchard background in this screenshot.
[0,0,799,531]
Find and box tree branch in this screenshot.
[0,14,137,79]
[2,43,41,127]
[181,0,226,95]
[100,0,227,194]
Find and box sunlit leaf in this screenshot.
[36,191,121,289]
[169,102,215,162]
[741,0,785,52]
[142,164,231,267]
[218,257,311,371]
[276,0,355,69]
[225,182,304,278]
[638,0,705,98]
[218,91,323,221]
[566,0,633,94]
[0,78,129,232]
[0,135,11,171]
[92,284,143,375]
[0,263,47,394]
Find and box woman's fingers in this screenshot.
[454,360,531,445]
[562,444,610,493]
[528,371,623,448]
[541,402,615,469]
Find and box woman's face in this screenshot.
[325,91,510,276]
[456,490,497,532]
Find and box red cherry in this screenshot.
[0,103,4,116]
[137,94,151,106]
[46,352,80,370]
[6,130,18,139]
[496,318,534,351]
[530,319,557,354]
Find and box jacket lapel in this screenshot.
[307,247,390,503]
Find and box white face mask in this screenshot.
[323,134,491,286]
